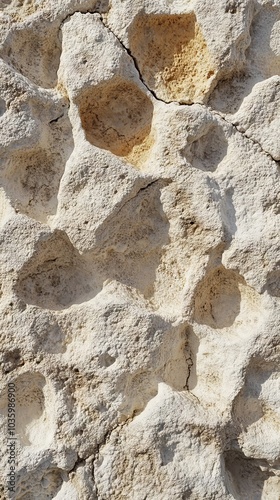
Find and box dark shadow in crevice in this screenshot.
[209,3,280,114]
[223,450,273,500]
[193,266,242,328]
[15,181,171,308]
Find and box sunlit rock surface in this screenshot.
[0,0,279,498]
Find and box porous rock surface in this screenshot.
[0,0,279,498]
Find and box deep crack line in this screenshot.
[100,15,280,165]
[210,107,279,165]
[99,15,191,107]
[60,10,280,167]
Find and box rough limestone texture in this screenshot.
[0,0,279,499]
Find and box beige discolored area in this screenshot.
[15,468,64,499]
[0,0,41,22]
[78,78,154,167]
[129,13,217,104]
[193,266,261,331]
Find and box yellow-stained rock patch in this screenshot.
[0,0,43,22]
[129,13,217,103]
[78,77,154,168]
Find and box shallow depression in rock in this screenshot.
[78,77,154,166]
[129,12,217,103]
[15,231,103,310]
[193,266,262,331]
[14,372,56,449]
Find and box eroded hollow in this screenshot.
[15,230,102,309]
[193,266,261,330]
[209,4,280,114]
[14,372,55,448]
[1,107,73,223]
[1,21,62,88]
[129,13,217,103]
[224,450,272,500]
[233,358,277,426]
[231,357,280,461]
[249,4,280,79]
[3,148,64,223]
[188,124,228,172]
[15,468,64,500]
[78,77,154,166]
[92,180,170,299]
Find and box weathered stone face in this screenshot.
[0,0,279,498]
[129,12,217,104]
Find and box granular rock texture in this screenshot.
[0,0,279,499]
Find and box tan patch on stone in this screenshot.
[0,0,42,22]
[129,13,217,103]
[125,131,155,168]
[78,77,154,167]
[56,81,69,100]
[193,266,261,330]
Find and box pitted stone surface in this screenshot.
[0,1,279,499]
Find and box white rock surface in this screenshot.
[0,0,279,499]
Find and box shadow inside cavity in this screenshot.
[15,181,170,308]
[91,179,171,300]
[232,357,278,430]
[222,358,280,498]
[208,73,261,115]
[188,124,228,172]
[220,187,237,238]
[1,20,62,89]
[15,230,104,310]
[193,266,242,329]
[1,109,74,224]
[209,4,280,114]
[30,314,67,354]
[0,97,6,117]
[249,4,280,80]
[224,450,272,500]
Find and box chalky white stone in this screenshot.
[0,0,279,498]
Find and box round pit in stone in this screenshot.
[193,266,261,331]
[78,77,154,161]
[129,13,217,103]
